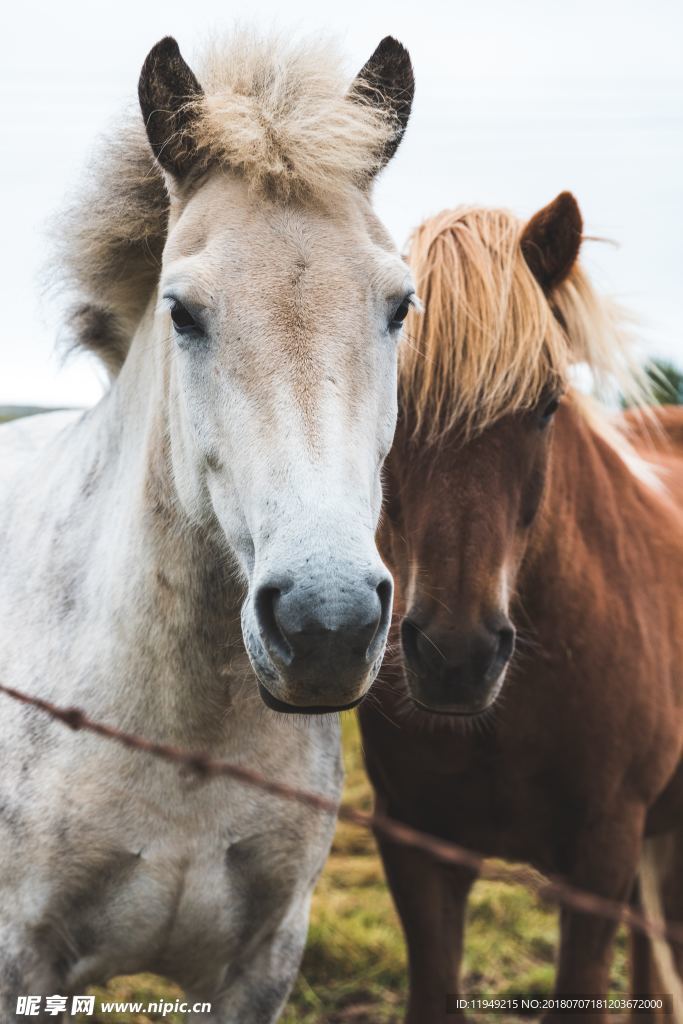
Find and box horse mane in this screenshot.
[401,206,650,442]
[52,30,395,377]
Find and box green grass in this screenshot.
[80,716,630,1022]
[0,405,64,422]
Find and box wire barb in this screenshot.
[0,680,681,949]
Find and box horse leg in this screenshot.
[631,832,683,1024]
[377,832,478,1024]
[0,926,65,1023]
[194,902,311,1024]
[545,815,645,1024]
[629,878,664,1021]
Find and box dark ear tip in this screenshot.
[148,36,181,59]
[521,191,583,292]
[374,35,413,70]
[377,35,410,55]
[139,37,182,91]
[351,36,414,172]
[138,35,203,177]
[139,37,182,100]
[553,191,583,228]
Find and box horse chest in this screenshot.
[56,820,286,989]
[1,717,340,996]
[364,704,590,869]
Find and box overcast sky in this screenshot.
[2,0,682,406]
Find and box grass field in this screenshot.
[0,406,62,422]
[81,715,631,1023]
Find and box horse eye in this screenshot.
[539,397,560,427]
[389,296,413,331]
[170,300,199,334]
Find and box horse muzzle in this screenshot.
[243,569,393,712]
[401,614,515,716]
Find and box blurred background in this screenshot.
[2,0,682,409]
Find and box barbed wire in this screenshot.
[1,679,681,949]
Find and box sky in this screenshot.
[2,0,682,407]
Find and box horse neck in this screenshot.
[74,302,247,741]
[519,397,645,608]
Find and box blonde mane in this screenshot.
[401,206,649,441]
[52,30,395,376]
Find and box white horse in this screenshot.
[0,30,414,1021]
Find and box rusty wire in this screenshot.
[1,679,681,948]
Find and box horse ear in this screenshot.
[350,36,414,170]
[138,36,204,178]
[520,192,583,293]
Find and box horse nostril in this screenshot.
[401,617,430,671]
[400,618,416,661]
[340,574,391,663]
[376,578,393,621]
[496,624,516,666]
[254,586,293,666]
[366,576,393,662]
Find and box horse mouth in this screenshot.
[411,694,496,718]
[257,682,365,716]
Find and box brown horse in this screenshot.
[360,194,683,1023]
